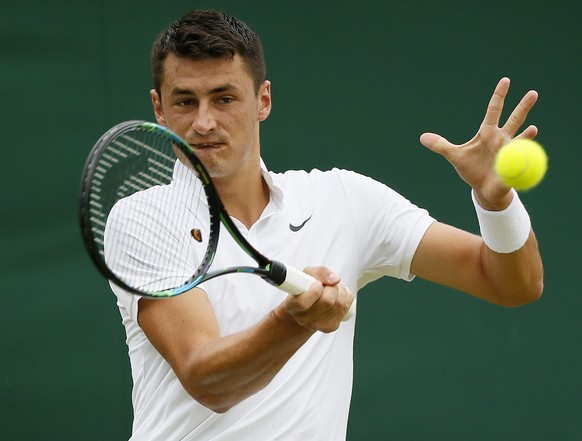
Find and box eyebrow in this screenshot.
[170,83,238,97]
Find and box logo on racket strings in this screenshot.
[191,228,203,242]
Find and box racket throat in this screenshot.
[265,260,287,286]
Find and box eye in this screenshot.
[217,96,234,105]
[177,99,194,107]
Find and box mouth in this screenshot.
[191,142,224,150]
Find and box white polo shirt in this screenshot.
[109,160,435,440]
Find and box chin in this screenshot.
[204,161,229,179]
[207,169,227,179]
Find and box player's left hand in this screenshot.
[419,77,538,210]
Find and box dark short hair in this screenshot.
[151,10,266,95]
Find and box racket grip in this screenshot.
[279,264,356,321]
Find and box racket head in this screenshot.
[79,121,222,297]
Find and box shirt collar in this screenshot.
[260,158,284,209]
[173,158,284,209]
[172,159,192,182]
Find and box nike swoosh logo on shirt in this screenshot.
[289,214,312,232]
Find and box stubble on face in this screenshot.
[153,54,269,182]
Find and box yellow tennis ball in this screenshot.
[494,139,548,191]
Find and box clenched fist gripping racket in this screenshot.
[79,121,355,321]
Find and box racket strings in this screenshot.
[90,128,210,293]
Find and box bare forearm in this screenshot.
[139,270,350,414]
[480,229,544,306]
[410,222,543,306]
[179,310,314,413]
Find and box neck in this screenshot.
[214,169,270,230]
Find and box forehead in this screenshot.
[161,53,254,94]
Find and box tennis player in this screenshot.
[110,9,543,440]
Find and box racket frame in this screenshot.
[79,121,291,298]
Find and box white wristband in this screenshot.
[472,189,531,254]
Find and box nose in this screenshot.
[191,102,217,136]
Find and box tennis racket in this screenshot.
[79,121,355,321]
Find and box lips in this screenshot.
[191,142,224,150]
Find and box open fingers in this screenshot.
[510,124,539,143]
[482,77,511,128]
[502,90,538,138]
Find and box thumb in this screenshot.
[419,132,453,156]
[304,266,340,286]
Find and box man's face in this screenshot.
[151,53,271,179]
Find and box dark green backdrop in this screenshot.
[2,0,580,439]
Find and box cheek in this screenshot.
[223,109,256,136]
[162,112,193,137]
[236,116,259,143]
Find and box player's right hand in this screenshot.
[277,266,354,333]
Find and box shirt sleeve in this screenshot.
[334,169,436,289]
[104,192,206,322]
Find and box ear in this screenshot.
[150,89,167,126]
[257,80,272,122]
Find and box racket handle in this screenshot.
[279,264,356,321]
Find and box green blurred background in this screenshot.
[1,0,580,439]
